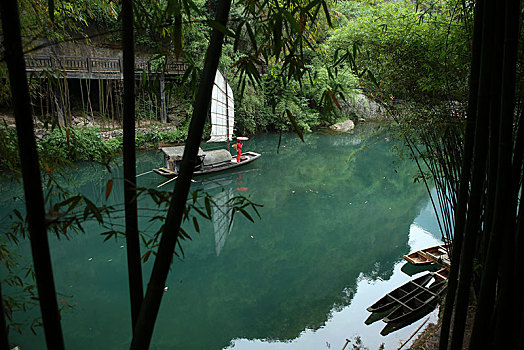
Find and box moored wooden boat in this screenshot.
[403,244,451,268]
[153,149,260,178]
[403,251,432,265]
[153,69,260,180]
[367,273,434,313]
[435,267,449,281]
[419,244,450,268]
[383,280,447,324]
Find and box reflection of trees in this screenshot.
[3,131,429,349]
[148,130,429,348]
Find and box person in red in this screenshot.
[236,139,243,162]
[235,136,248,162]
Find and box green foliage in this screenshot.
[38,127,114,164]
[0,125,20,171]
[328,0,471,103]
[134,125,189,148]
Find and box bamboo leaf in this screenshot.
[229,209,235,230]
[84,198,103,223]
[179,228,192,240]
[327,88,341,109]
[105,179,114,200]
[204,196,212,218]
[367,70,380,88]
[238,208,254,223]
[208,21,235,37]
[141,250,152,262]
[304,0,321,13]
[321,0,332,28]
[285,109,304,142]
[192,216,200,232]
[234,21,244,52]
[245,22,258,51]
[282,10,300,33]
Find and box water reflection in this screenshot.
[229,223,442,350]
[5,125,439,349]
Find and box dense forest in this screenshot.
[1,0,473,134]
[1,0,523,349]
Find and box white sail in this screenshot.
[209,70,234,142]
[213,188,235,256]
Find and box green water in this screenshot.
[4,125,442,349]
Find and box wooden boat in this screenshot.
[153,70,260,179]
[419,244,450,268]
[153,147,260,178]
[367,273,434,313]
[435,267,449,281]
[383,280,447,324]
[403,244,451,268]
[403,251,433,265]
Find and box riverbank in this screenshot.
[409,303,476,349]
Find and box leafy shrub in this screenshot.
[39,127,113,163]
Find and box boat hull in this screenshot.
[367,273,433,313]
[154,151,261,178]
[383,280,447,324]
[403,244,451,268]
[403,251,432,265]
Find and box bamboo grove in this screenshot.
[440,0,523,348]
[394,0,522,348]
[1,0,523,348]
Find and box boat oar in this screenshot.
[157,176,177,188]
[136,170,154,177]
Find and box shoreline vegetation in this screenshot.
[0,112,374,169]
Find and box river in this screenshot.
[3,124,443,349]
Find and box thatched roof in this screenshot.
[203,149,232,165]
[160,146,204,161]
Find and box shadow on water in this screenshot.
[400,262,441,277]
[4,124,434,349]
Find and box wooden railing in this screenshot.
[24,55,187,77]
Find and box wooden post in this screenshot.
[53,82,65,127]
[160,74,167,123]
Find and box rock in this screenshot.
[329,119,355,132]
[341,94,388,121]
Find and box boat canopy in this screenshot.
[203,149,232,165]
[160,146,205,161]
[208,70,234,142]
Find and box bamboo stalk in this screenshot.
[451,1,501,348]
[0,0,65,348]
[0,283,9,350]
[490,0,520,343]
[438,0,484,347]
[130,0,232,346]
[122,0,144,332]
